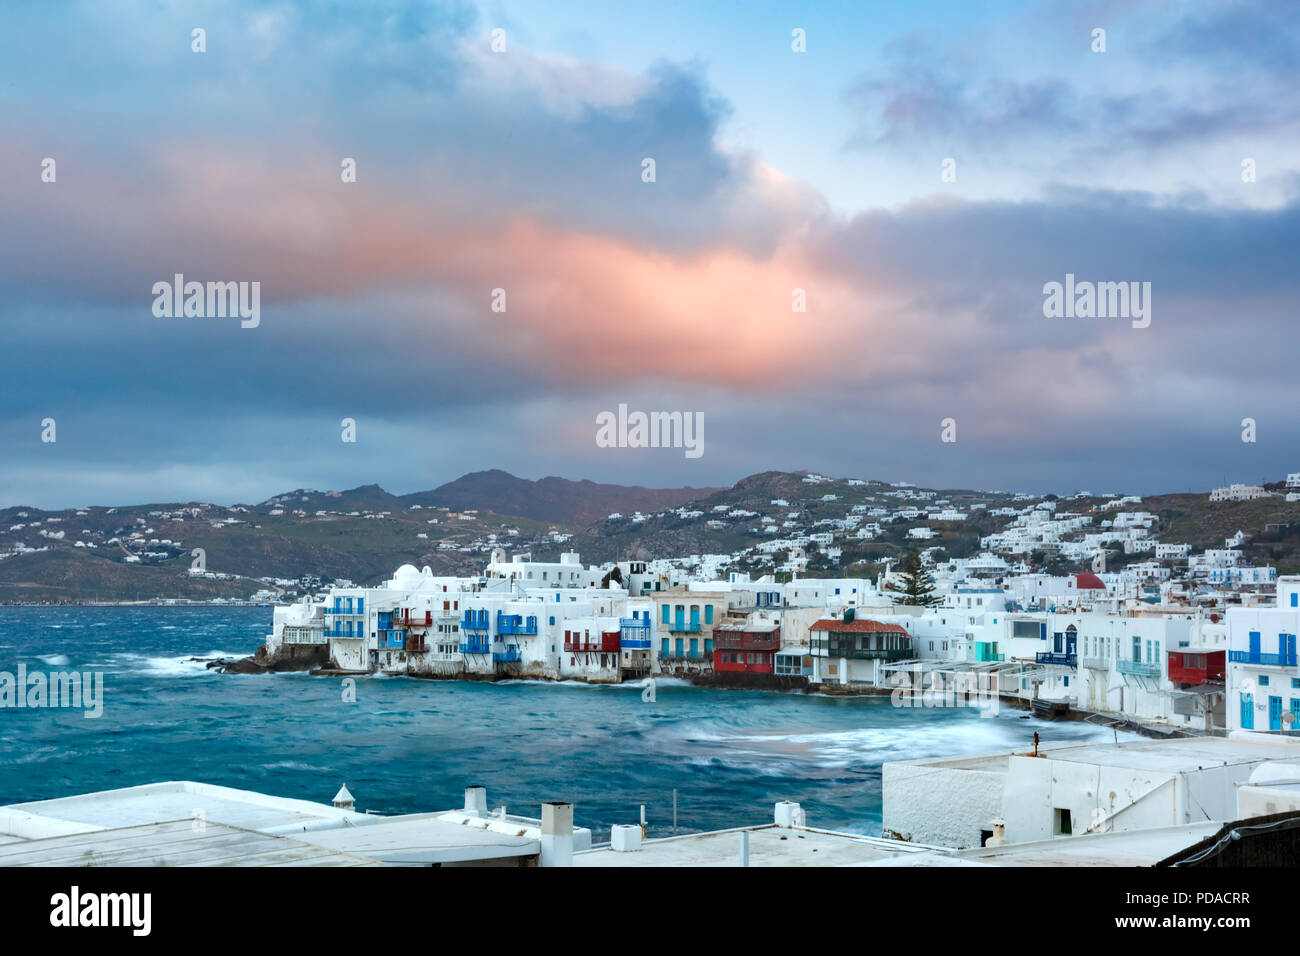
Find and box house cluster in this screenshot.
[262,537,1300,738]
[266,549,890,684]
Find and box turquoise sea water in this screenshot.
[0,606,1121,839]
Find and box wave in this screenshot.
[36,654,70,666]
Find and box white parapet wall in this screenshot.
[882,754,1009,849]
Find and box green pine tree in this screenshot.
[897,550,941,607]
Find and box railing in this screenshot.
[493,646,522,663]
[1117,659,1161,678]
[323,627,364,639]
[395,610,432,628]
[564,636,620,653]
[1035,652,1077,667]
[660,649,707,661]
[283,626,327,645]
[811,647,912,661]
[461,613,489,630]
[669,620,702,633]
[459,639,491,654]
[1229,651,1298,667]
[1080,656,1109,670]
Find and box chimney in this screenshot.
[986,818,1008,847]
[540,801,574,867]
[463,785,488,817]
[774,800,804,828]
[332,784,355,811]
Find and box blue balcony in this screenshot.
[496,613,538,636]
[1035,652,1076,667]
[378,629,406,649]
[620,620,652,649]
[669,621,701,633]
[459,639,491,655]
[1117,659,1161,678]
[324,627,364,639]
[1229,651,1298,667]
[493,646,522,663]
[462,612,489,631]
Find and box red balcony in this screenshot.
[563,633,621,654]
[1167,650,1225,685]
[395,609,433,628]
[713,628,781,652]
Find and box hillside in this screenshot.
[4,470,1300,602]
[407,470,724,526]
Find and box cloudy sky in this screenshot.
[2,0,1297,508]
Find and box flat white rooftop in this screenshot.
[0,820,379,867]
[295,814,540,865]
[575,825,938,867]
[4,781,368,837]
[892,734,1300,776]
[863,822,1223,867]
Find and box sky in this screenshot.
[2,0,1298,508]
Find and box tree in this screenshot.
[897,550,941,607]
[600,565,624,588]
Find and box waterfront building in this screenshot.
[808,616,912,687]
[651,588,728,676]
[1226,575,1300,732]
[712,622,781,678]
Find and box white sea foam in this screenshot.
[37,653,70,666]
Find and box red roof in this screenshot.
[1074,573,1107,590]
[810,618,909,634]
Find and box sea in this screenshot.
[0,605,1127,839]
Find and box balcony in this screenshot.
[619,620,652,650]
[395,610,432,628]
[461,612,489,631]
[713,630,781,652]
[668,621,702,633]
[811,645,912,661]
[1035,652,1077,667]
[1080,656,1109,670]
[1229,651,1298,667]
[564,634,620,653]
[1117,659,1161,678]
[459,639,491,655]
[323,627,364,639]
[497,613,538,636]
[493,646,522,663]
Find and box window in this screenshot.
[705,605,714,625]
[1054,808,1072,836]
[662,605,670,624]
[1260,675,1270,687]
